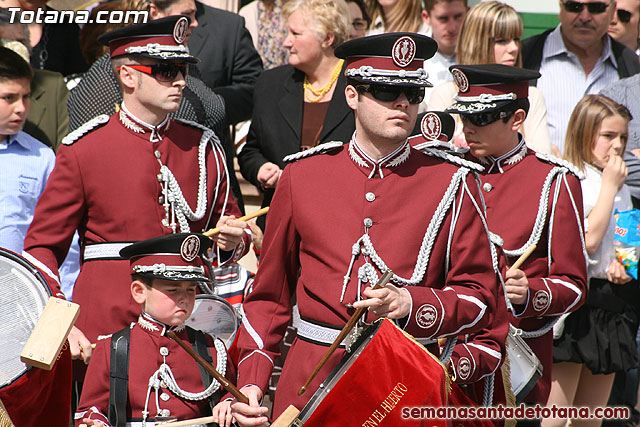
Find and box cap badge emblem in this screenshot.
[392,36,416,68]
[451,68,469,92]
[421,112,442,141]
[173,16,189,44]
[180,235,200,262]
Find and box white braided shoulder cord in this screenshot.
[508,168,586,340]
[502,167,563,258]
[142,338,227,426]
[483,373,495,407]
[357,168,468,287]
[158,128,209,232]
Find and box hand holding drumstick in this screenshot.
[505,244,536,305]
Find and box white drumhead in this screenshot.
[0,249,51,389]
[186,295,239,348]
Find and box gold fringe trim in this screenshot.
[501,351,517,427]
[0,399,15,427]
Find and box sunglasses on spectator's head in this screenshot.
[356,84,425,105]
[117,62,187,82]
[561,1,611,14]
[461,110,514,127]
[617,8,632,23]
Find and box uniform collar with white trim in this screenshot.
[348,132,411,179]
[118,102,171,143]
[137,311,185,337]
[477,135,527,174]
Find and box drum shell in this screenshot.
[506,332,542,404]
[295,319,449,427]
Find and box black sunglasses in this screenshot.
[118,62,188,82]
[356,84,425,105]
[461,110,514,127]
[617,8,632,23]
[562,1,611,14]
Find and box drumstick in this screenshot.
[297,269,394,396]
[155,415,216,426]
[165,330,249,404]
[203,207,269,237]
[508,244,537,271]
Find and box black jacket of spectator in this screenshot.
[238,64,355,230]
[522,28,640,84]
[188,1,263,125]
[30,8,89,76]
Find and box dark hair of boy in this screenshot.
[422,0,468,13]
[0,46,33,82]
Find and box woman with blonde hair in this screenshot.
[367,0,427,34]
[427,0,551,154]
[238,0,355,230]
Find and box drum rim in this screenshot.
[0,248,53,390]
[187,293,240,346]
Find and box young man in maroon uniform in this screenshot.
[446,64,588,419]
[22,16,251,372]
[230,33,504,425]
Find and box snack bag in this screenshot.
[613,208,640,279]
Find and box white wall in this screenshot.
[469,0,560,14]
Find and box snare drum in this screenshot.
[292,319,449,427]
[506,330,542,404]
[0,248,52,389]
[0,249,72,426]
[185,294,240,348]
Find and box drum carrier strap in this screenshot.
[108,326,217,425]
[109,327,130,427]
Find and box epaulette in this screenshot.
[61,114,109,145]
[174,117,210,133]
[420,147,484,172]
[283,141,344,163]
[535,152,585,179]
[174,118,223,147]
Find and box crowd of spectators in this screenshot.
[3,0,640,425]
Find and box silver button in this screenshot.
[154,150,162,159]
[157,173,163,182]
[158,195,165,204]
[365,192,376,202]
[160,392,170,401]
[482,183,493,192]
[364,218,373,227]
[159,409,171,417]
[160,347,169,356]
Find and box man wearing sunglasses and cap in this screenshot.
[446,64,588,415]
[230,33,502,425]
[522,0,640,156]
[23,16,251,376]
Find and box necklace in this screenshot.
[304,59,344,103]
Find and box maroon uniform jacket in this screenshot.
[23,111,249,346]
[477,139,587,404]
[235,139,501,417]
[407,137,510,397]
[75,314,235,424]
